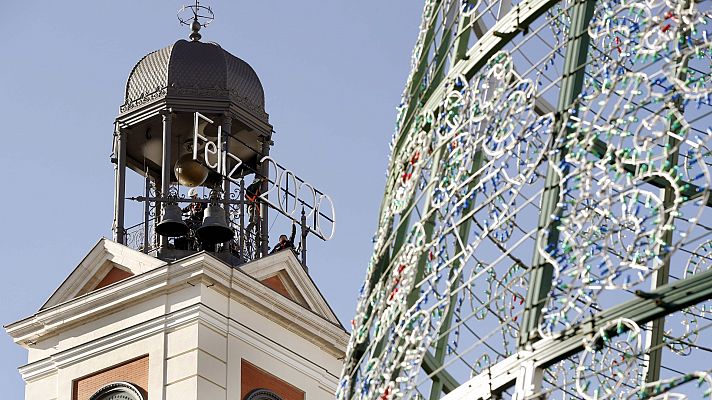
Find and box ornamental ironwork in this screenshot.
[339,0,712,399]
[244,388,284,400]
[88,382,144,400]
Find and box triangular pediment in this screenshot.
[38,240,340,326]
[7,246,347,355]
[259,272,306,305]
[240,250,341,326]
[41,238,166,310]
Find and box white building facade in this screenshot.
[6,239,348,400]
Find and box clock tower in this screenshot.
[5,3,346,400]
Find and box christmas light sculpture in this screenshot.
[339,0,712,398]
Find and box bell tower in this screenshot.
[113,1,274,261]
[6,3,346,400]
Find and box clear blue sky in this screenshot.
[0,1,421,397]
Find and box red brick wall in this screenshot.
[73,356,148,400]
[241,359,304,400]
[94,267,134,291]
[260,276,293,300]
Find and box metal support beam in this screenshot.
[128,196,245,205]
[520,0,597,346]
[369,121,448,382]
[426,2,459,97]
[259,136,271,257]
[406,0,459,308]
[589,137,712,207]
[454,0,478,61]
[388,10,457,275]
[390,0,442,173]
[512,358,543,400]
[301,208,308,270]
[239,178,245,262]
[643,197,673,382]
[159,110,173,248]
[643,28,689,380]
[442,266,712,400]
[422,351,461,394]
[373,0,444,268]
[112,125,127,244]
[221,115,232,221]
[362,2,469,388]
[143,169,151,253]
[429,150,485,400]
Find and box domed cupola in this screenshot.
[121,39,267,123]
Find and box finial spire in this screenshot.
[190,17,202,41]
[177,0,214,42]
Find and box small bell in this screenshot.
[197,204,234,244]
[156,204,189,237]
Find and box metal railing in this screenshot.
[125,178,312,269]
[124,217,159,254]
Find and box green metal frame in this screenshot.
[442,265,712,399]
[344,0,712,397]
[519,0,598,346]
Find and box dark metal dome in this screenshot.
[120,39,266,121]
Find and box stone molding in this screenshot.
[17,302,341,388]
[240,251,340,324]
[8,249,349,385]
[8,248,344,346]
[40,238,165,310]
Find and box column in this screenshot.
[112,124,127,244]
[259,135,271,256]
[221,115,232,220]
[159,110,173,248]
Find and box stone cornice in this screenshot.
[6,251,348,361]
[118,87,269,124]
[40,238,166,310]
[18,302,341,388]
[17,304,189,382]
[240,251,341,326]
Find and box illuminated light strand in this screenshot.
[338,0,712,398]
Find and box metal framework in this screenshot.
[115,109,335,267]
[339,0,712,398]
[120,126,333,268]
[109,19,339,270]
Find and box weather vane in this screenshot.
[177,0,214,41]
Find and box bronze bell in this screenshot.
[197,204,234,243]
[156,203,189,237]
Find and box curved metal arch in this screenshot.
[88,381,144,400]
[244,388,284,400]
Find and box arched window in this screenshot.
[244,388,283,400]
[89,382,144,400]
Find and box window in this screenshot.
[89,382,144,400]
[244,388,284,400]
